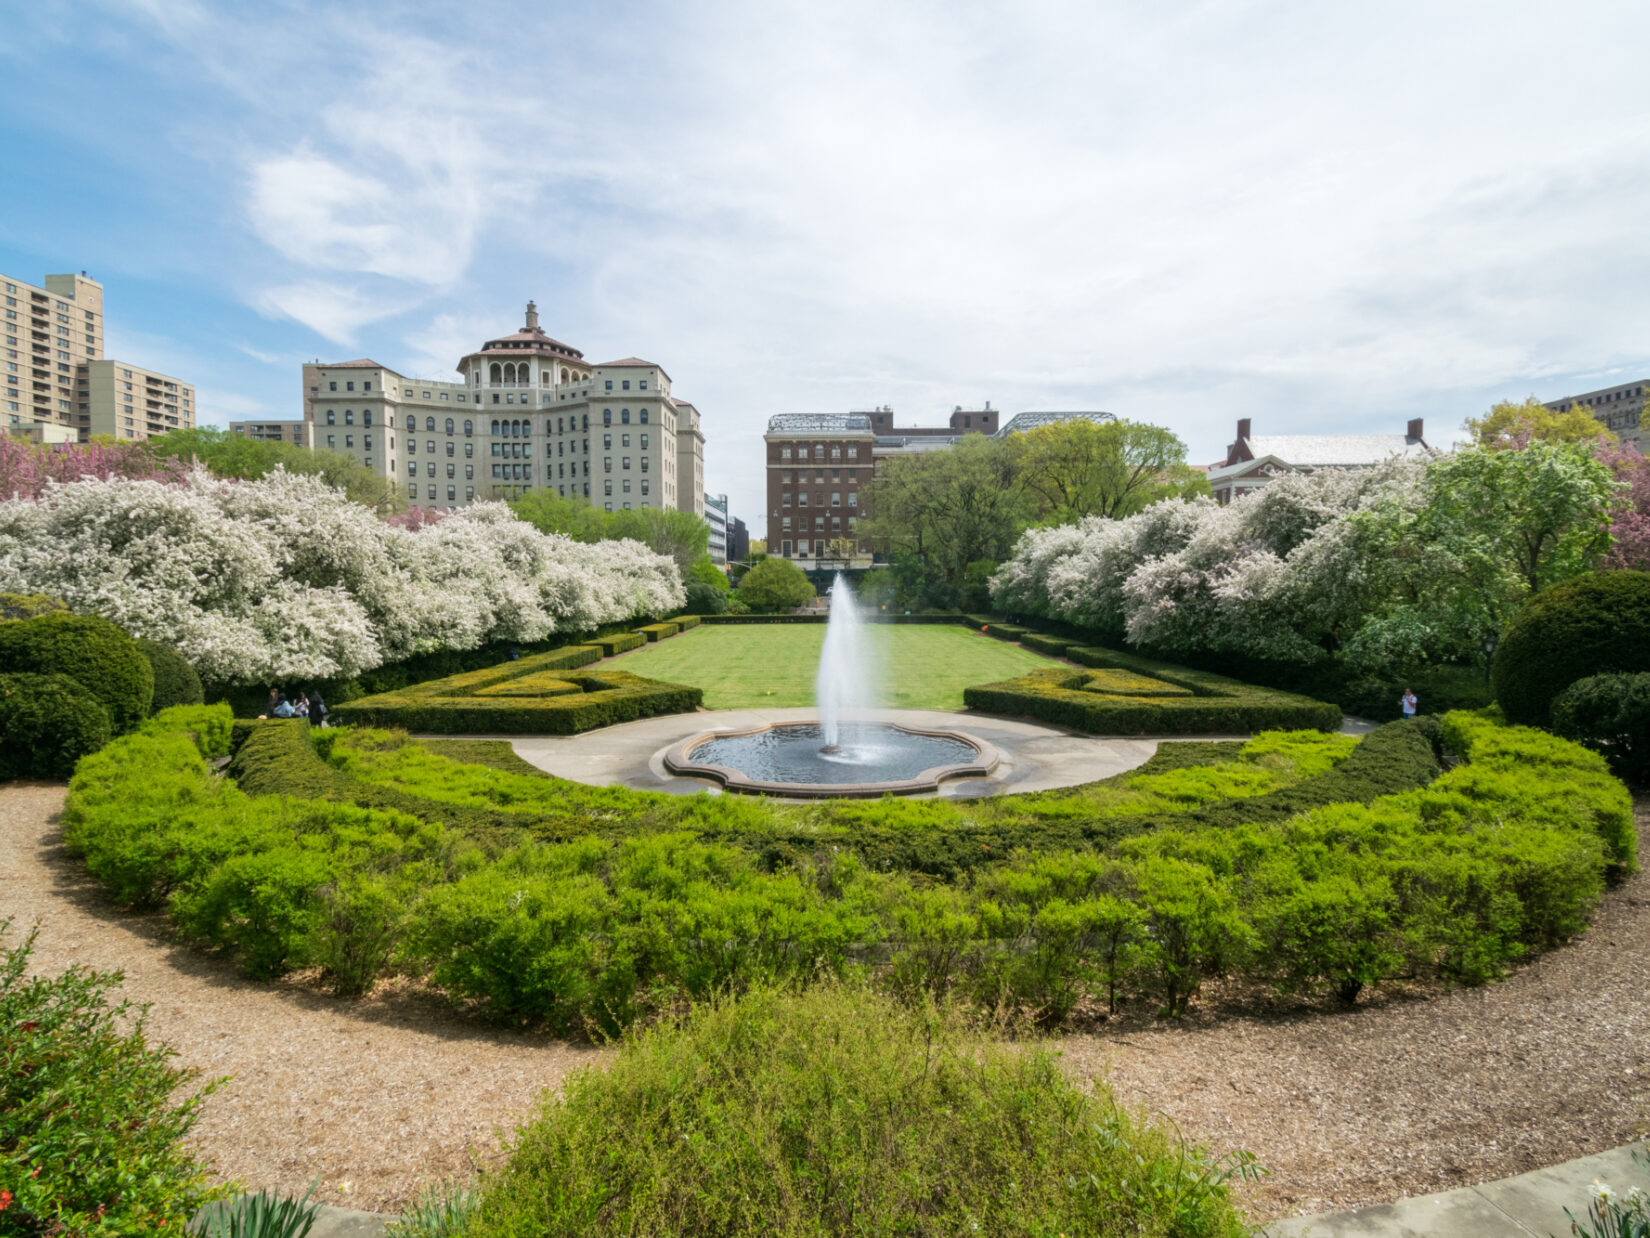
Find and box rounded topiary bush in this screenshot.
[0,672,112,779]
[1552,672,1650,787]
[137,639,204,713]
[0,592,68,621]
[1492,571,1650,727]
[682,580,728,615]
[461,984,1247,1238]
[0,612,153,734]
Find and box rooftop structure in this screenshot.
[1208,417,1433,505]
[1542,379,1646,449]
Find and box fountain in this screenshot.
[664,574,999,797]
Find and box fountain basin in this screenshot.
[664,722,999,797]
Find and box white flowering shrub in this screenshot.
[0,469,682,683]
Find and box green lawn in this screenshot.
[609,624,1065,710]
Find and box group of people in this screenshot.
[265,687,327,725]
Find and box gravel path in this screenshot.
[4,783,1646,1222]
[1062,801,1650,1221]
[0,785,600,1214]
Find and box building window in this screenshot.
[407,462,416,476]
[831,492,841,507]
[605,380,613,391]
[799,540,810,556]
[329,381,337,391]
[346,381,354,391]
[848,491,857,506]
[798,492,808,506]
[364,381,372,391]
[604,433,612,449]
[781,447,791,459]
[604,457,612,472]
[326,410,336,425]
[408,483,417,498]
[327,435,336,447]
[621,409,631,424]
[782,516,792,532]
[465,464,473,479]
[622,457,631,470]
[640,433,648,449]
[640,408,649,422]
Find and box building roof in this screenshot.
[990,410,1116,438]
[766,413,874,435]
[594,357,659,368]
[317,358,386,369]
[1242,433,1430,467]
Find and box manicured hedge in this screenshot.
[1019,631,1076,657]
[676,614,701,631]
[137,639,204,713]
[1552,672,1650,787]
[965,646,1341,734]
[639,622,681,642]
[0,612,153,734]
[0,672,111,780]
[594,632,646,656]
[333,643,702,736]
[1493,571,1650,727]
[64,708,1632,1025]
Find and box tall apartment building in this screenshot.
[304,303,705,516]
[1542,380,1646,449]
[2,270,196,442]
[763,407,1114,563]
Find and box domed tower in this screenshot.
[457,301,593,401]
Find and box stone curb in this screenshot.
[1265,1141,1648,1237]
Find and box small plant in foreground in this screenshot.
[0,919,225,1236]
[1561,1148,1650,1238]
[193,1181,322,1238]
[385,1182,480,1238]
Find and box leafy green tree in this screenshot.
[1013,419,1206,521]
[148,427,405,514]
[1464,396,1613,450]
[861,435,1030,607]
[687,555,731,592]
[735,557,815,612]
[511,491,710,570]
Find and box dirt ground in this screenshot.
[4,784,1646,1221]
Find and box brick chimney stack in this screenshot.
[1407,418,1424,440]
[1237,418,1251,441]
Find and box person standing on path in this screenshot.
[1401,688,1418,718]
[307,688,327,728]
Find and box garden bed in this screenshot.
[331,645,701,735]
[965,645,1342,734]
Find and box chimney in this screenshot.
[1407,417,1424,440]
[524,300,539,331]
[1237,418,1251,441]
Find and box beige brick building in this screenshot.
[303,303,705,516]
[2,270,196,442]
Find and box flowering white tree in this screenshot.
[0,467,683,683]
[991,445,1619,677]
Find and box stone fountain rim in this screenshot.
[663,720,1001,798]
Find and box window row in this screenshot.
[780,491,857,507]
[778,443,859,461]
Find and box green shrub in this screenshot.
[683,580,728,615]
[0,672,111,780]
[461,984,1249,1238]
[0,921,225,1235]
[593,632,645,656]
[0,592,67,620]
[675,614,701,631]
[1552,672,1650,787]
[144,703,234,758]
[965,645,1341,735]
[0,611,153,734]
[1019,631,1074,656]
[137,638,204,712]
[637,621,680,642]
[734,556,814,611]
[1493,570,1650,726]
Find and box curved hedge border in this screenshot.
[965,646,1341,735]
[62,706,1634,1027]
[333,644,702,735]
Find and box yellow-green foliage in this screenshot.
[462,984,1248,1238]
[1084,668,1195,698]
[473,673,585,698]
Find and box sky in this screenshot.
[4,0,1649,526]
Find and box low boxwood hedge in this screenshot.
[594,632,646,656]
[676,615,701,631]
[64,707,1632,1026]
[639,622,681,642]
[332,644,702,736]
[965,646,1340,734]
[1019,631,1075,657]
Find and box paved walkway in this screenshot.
[1266,1141,1647,1236]
[504,706,1169,797]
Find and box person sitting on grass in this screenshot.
[272,693,296,718]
